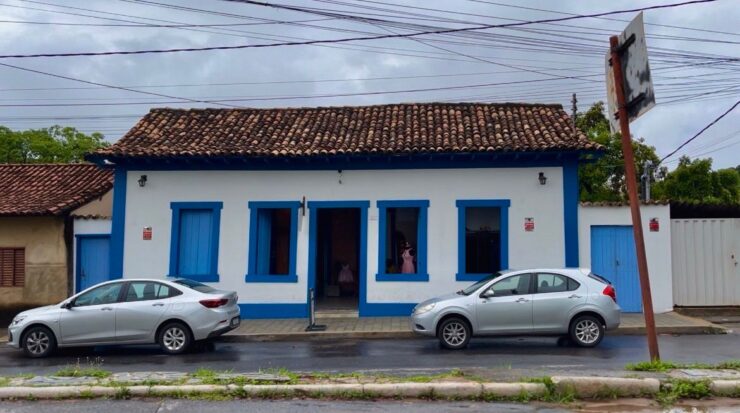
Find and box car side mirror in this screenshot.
[61,301,73,310]
[480,289,495,299]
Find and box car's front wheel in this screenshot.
[22,326,56,358]
[569,315,604,347]
[438,317,471,350]
[157,321,192,355]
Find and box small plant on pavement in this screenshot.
[656,379,711,406]
[54,357,110,378]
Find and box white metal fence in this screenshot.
[671,218,740,306]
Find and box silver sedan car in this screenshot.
[411,268,620,349]
[7,278,240,358]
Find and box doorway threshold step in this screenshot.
[314,310,359,318]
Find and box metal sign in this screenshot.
[606,12,656,132]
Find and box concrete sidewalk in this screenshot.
[221,311,727,342]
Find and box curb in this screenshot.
[0,377,737,401]
[552,376,660,398]
[0,381,547,400]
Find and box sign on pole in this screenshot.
[606,12,656,132]
[607,11,661,361]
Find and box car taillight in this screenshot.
[199,298,228,308]
[602,285,617,303]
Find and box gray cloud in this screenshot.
[0,0,737,168]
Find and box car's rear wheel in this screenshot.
[438,317,471,350]
[22,326,56,358]
[157,321,192,355]
[569,315,604,347]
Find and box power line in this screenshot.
[0,0,720,59]
[659,99,740,163]
[0,62,242,108]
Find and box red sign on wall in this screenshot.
[649,218,659,232]
[524,217,535,232]
[143,226,152,240]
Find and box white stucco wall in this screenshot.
[121,168,567,306]
[578,204,673,313]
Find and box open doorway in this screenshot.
[314,208,360,313]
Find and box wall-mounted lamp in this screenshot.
[138,174,148,187]
[538,172,547,185]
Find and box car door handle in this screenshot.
[152,303,164,307]
[568,294,582,299]
[101,307,113,311]
[516,297,529,303]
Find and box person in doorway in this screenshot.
[401,242,416,274]
[338,263,355,296]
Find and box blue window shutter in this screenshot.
[256,209,272,274]
[178,209,214,277]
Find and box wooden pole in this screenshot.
[610,35,660,361]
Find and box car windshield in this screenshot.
[173,279,216,293]
[459,272,504,295]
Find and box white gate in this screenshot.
[671,218,740,306]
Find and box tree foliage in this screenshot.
[577,102,739,205]
[577,102,663,202]
[652,157,739,204]
[0,125,109,164]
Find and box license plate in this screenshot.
[230,317,240,327]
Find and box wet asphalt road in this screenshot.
[1,331,738,377]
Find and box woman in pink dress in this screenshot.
[401,242,416,274]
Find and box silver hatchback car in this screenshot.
[411,268,620,349]
[7,278,240,358]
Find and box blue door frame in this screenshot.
[590,225,642,312]
[307,201,369,315]
[75,234,111,292]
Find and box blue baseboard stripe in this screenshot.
[239,303,308,319]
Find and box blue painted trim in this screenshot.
[109,168,127,280]
[238,303,308,319]
[245,201,301,283]
[74,234,111,293]
[89,150,596,171]
[307,201,370,316]
[375,273,430,282]
[455,199,511,282]
[168,201,223,282]
[376,200,430,282]
[361,303,416,317]
[563,160,580,267]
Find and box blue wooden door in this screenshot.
[590,226,642,312]
[177,209,214,276]
[76,235,111,292]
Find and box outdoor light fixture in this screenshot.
[538,172,547,185]
[138,175,148,187]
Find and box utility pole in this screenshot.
[571,93,578,137]
[643,161,652,202]
[610,35,660,361]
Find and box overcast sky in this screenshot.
[0,0,737,168]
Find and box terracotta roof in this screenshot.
[0,164,113,216]
[92,103,599,160]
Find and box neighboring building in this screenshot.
[578,201,673,313]
[86,103,602,318]
[0,164,113,309]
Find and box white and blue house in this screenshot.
[84,102,607,319]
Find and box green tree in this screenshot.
[0,126,109,163]
[577,102,662,202]
[653,157,739,204]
